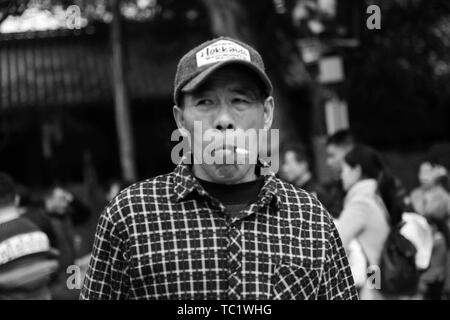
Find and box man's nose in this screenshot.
[213,104,235,131]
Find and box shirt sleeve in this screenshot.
[317,215,359,300]
[80,206,129,300]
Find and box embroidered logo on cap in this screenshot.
[196,40,251,67]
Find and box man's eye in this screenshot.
[233,98,250,104]
[196,99,213,106]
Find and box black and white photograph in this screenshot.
[0,0,450,304]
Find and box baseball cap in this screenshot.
[174,37,273,105]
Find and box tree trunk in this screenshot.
[110,0,137,182]
[200,0,253,43]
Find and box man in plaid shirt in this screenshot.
[81,37,358,300]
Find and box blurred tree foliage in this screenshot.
[345,0,450,148]
[0,0,29,23]
[2,0,449,148]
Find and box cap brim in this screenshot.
[181,60,273,96]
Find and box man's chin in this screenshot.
[210,163,256,184]
[214,163,241,179]
[192,163,255,184]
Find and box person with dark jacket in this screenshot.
[0,173,59,300]
[323,130,356,218]
[43,186,92,299]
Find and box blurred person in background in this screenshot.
[44,186,92,299]
[17,186,59,251]
[411,160,450,223]
[410,160,450,299]
[280,142,326,198]
[324,131,368,295]
[0,173,59,300]
[44,187,87,270]
[393,179,434,281]
[324,130,356,218]
[334,145,403,300]
[104,179,131,203]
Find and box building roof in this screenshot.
[0,22,209,111]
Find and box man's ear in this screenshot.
[263,96,275,130]
[173,105,185,131]
[14,195,20,207]
[355,165,363,179]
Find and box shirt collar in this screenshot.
[173,161,207,202]
[172,161,280,210]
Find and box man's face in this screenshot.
[281,151,308,184]
[326,144,350,177]
[173,66,274,184]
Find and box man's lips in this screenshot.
[212,145,249,156]
[235,148,249,155]
[222,144,235,152]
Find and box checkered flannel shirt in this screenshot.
[80,163,358,300]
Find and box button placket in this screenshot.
[226,223,242,299]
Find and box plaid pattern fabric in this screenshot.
[80,163,358,300]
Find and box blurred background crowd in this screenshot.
[0,0,450,299]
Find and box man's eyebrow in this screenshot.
[229,87,259,97]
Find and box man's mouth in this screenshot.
[213,145,249,155]
[222,144,235,152]
[235,147,249,155]
[209,145,250,164]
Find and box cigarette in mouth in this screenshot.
[235,148,249,155]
